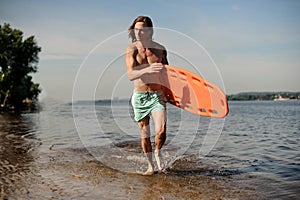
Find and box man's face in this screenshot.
[134,22,152,41]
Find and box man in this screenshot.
[126,16,168,175]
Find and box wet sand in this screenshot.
[1,141,258,200]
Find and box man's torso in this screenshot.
[130,41,166,92]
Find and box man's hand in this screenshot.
[144,63,164,74]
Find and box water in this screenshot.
[0,99,299,199]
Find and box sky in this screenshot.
[1,0,299,101]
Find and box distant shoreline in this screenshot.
[71,91,300,104]
[226,92,300,101]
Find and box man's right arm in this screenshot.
[126,46,142,81]
[126,46,163,81]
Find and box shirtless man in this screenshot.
[126,16,168,175]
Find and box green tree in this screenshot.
[0,23,41,110]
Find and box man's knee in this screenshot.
[138,118,150,138]
[138,117,149,128]
[156,125,166,138]
[157,120,166,132]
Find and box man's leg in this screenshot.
[152,111,166,171]
[138,117,154,175]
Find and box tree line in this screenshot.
[0,23,41,111]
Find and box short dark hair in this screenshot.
[128,16,153,42]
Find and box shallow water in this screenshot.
[0,99,299,199]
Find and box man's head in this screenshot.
[128,16,153,42]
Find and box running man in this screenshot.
[126,16,168,175]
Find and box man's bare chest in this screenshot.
[136,48,162,64]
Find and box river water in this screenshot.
[0,99,299,199]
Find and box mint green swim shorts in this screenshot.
[131,90,166,122]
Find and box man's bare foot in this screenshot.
[155,150,164,171]
[143,152,154,175]
[143,168,154,176]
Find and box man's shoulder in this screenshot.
[126,43,138,52]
